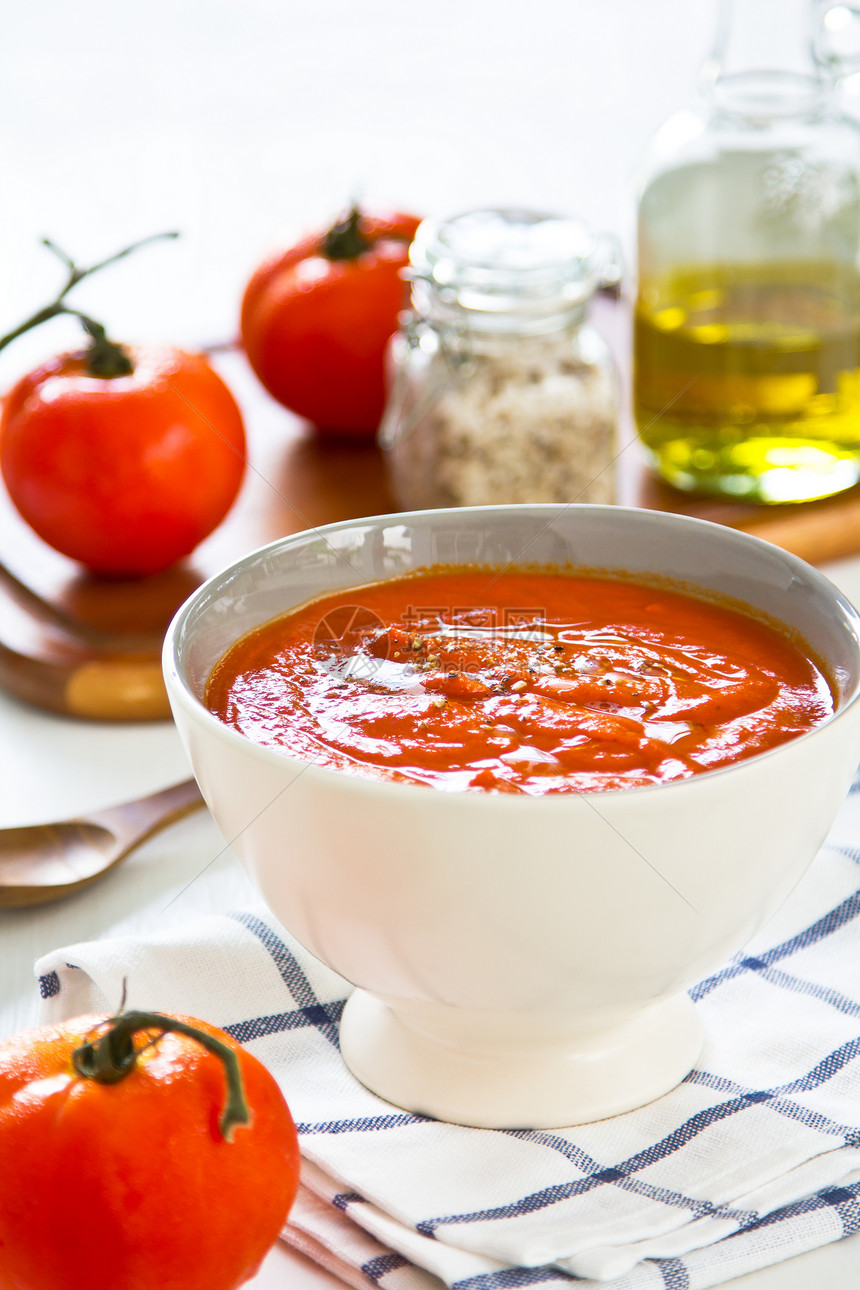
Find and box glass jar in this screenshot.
[378,208,620,510]
[633,0,860,504]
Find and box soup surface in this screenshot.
[205,568,834,794]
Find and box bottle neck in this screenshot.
[704,0,829,119]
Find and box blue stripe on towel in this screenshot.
[745,965,860,1018]
[333,1191,365,1210]
[656,1259,690,1289]
[297,1112,428,1135]
[224,999,345,1044]
[38,970,61,999]
[685,1067,860,1143]
[504,1129,755,1227]
[230,910,341,1046]
[731,1178,860,1237]
[691,889,860,1001]
[823,842,860,865]
[362,1253,412,1283]
[417,1037,860,1236]
[453,1266,577,1289]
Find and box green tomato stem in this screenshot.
[71,1009,251,1142]
[70,312,134,377]
[0,232,179,370]
[321,205,373,261]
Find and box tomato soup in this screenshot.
[204,568,834,795]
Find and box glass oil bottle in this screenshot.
[634,0,860,503]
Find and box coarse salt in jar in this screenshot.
[378,207,621,509]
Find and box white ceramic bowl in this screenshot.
[163,505,860,1128]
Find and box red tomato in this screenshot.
[240,205,421,437]
[0,345,247,577]
[0,1010,300,1290]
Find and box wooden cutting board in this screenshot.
[4,322,860,723]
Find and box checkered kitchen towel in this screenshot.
[35,774,860,1290]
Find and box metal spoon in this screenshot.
[0,779,205,908]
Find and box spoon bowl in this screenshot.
[0,779,204,908]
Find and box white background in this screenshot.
[0,0,716,374]
[2,1,860,1285]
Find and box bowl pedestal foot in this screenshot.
[339,989,704,1129]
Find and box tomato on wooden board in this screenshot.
[240,205,421,438]
[0,1009,300,1290]
[0,345,247,578]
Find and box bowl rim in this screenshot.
[162,503,860,805]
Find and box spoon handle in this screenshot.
[87,779,206,851]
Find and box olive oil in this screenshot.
[633,262,860,502]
